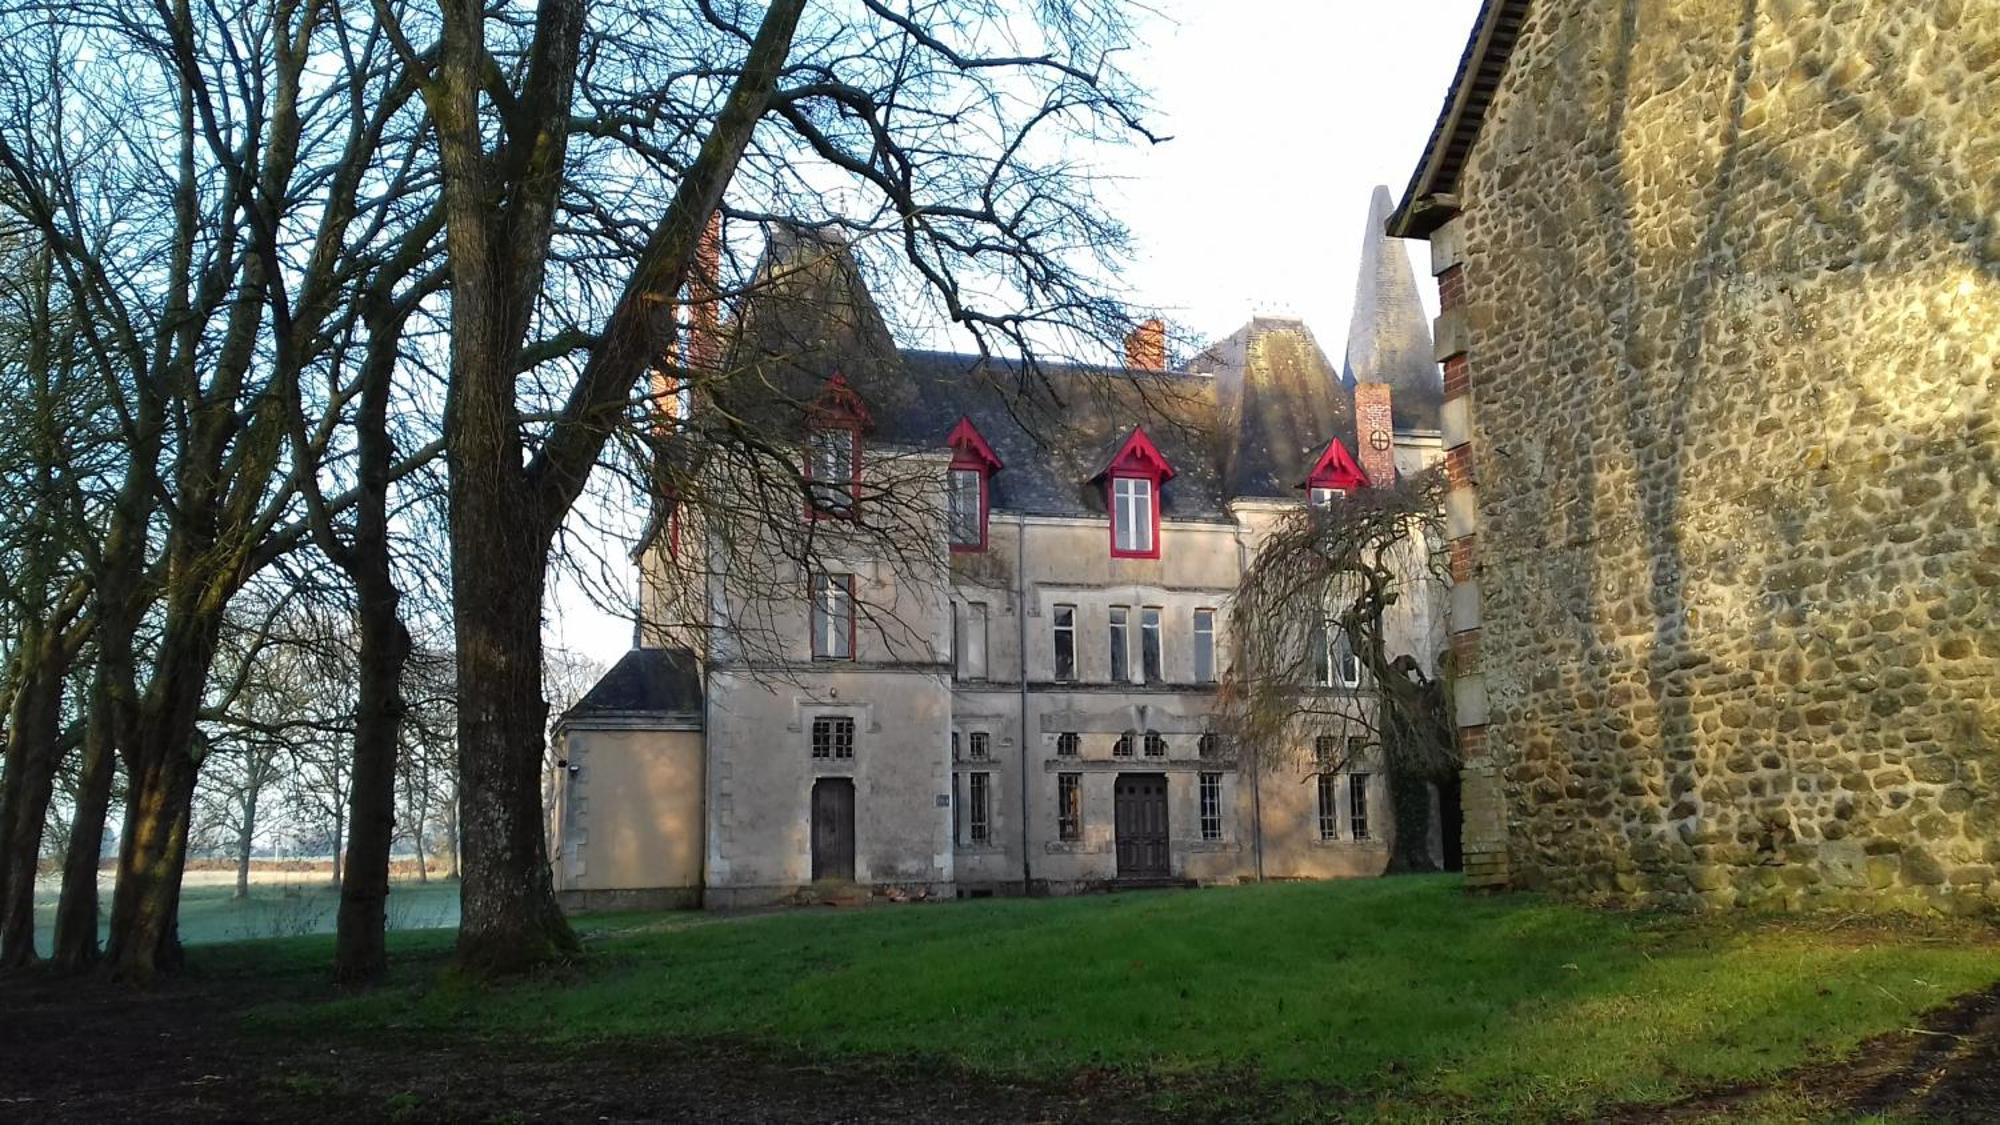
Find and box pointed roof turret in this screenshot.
[1342,184,1442,431]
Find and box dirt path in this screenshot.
[1604,981,2000,1123]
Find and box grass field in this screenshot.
[29,870,459,953]
[236,875,2000,1121]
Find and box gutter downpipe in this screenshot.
[1016,516,1034,895]
[1235,514,1266,883]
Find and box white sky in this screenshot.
[547,0,1485,668]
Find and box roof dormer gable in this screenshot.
[944,416,1004,472]
[1300,437,1371,492]
[808,372,871,430]
[1094,426,1176,484]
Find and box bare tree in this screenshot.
[1216,472,1458,873]
[375,0,1156,974]
[0,0,442,978]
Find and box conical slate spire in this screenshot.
[1342,184,1441,430]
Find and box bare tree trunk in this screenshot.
[106,740,198,980]
[233,787,256,899]
[53,678,114,969]
[451,537,573,973]
[333,320,412,986]
[0,626,64,967]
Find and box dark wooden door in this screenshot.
[811,777,855,881]
[1114,773,1170,878]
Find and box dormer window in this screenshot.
[1097,427,1174,560]
[1112,477,1154,554]
[1300,437,1370,509]
[809,426,858,516]
[943,417,1003,552]
[806,374,870,519]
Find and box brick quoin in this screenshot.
[1442,354,1470,399]
[1437,264,1467,312]
[1457,724,1487,761]
[1450,628,1481,671]
[1446,445,1476,490]
[1449,536,1479,582]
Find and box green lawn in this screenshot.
[239,876,2000,1121]
[30,876,459,952]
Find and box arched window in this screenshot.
[1113,731,1136,758]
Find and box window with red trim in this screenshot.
[1099,427,1173,560]
[1301,437,1370,507]
[943,417,1002,552]
[806,374,869,519]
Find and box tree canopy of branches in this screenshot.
[380,0,1156,974]
[0,0,1157,982]
[1216,471,1458,873]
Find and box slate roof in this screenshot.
[564,648,702,719]
[1344,185,1443,432]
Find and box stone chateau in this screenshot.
[1392,0,2000,910]
[550,193,1451,909]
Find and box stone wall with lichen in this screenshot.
[1453,0,2000,910]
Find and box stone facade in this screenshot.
[554,207,1454,909]
[1394,0,2000,910]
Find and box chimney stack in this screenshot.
[685,210,723,373]
[1124,318,1167,372]
[1354,383,1397,486]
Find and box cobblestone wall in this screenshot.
[1452,0,2000,910]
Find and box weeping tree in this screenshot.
[1217,469,1457,874]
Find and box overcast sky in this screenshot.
[547,1,1486,669]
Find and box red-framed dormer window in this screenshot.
[806,374,869,519]
[1099,427,1174,560]
[1301,437,1370,509]
[944,416,1003,552]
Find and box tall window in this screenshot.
[1317,773,1339,840]
[1312,622,1362,688]
[1109,606,1130,682]
[1056,732,1079,758]
[947,467,984,548]
[1349,774,1371,840]
[1333,627,1361,688]
[1192,608,1215,683]
[809,426,858,515]
[1199,772,1223,841]
[1111,476,1155,555]
[1057,773,1081,842]
[968,732,990,761]
[1140,607,1162,683]
[967,772,991,844]
[811,573,854,659]
[1052,605,1076,681]
[811,716,855,760]
[1113,730,1135,758]
[1143,730,1166,758]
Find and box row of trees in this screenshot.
[0,0,1160,983]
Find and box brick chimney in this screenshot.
[1353,383,1396,486]
[685,210,723,373]
[1124,318,1166,372]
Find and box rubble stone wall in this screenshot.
[1452,0,2000,910]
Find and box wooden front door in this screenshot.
[811,777,856,881]
[1114,773,1170,878]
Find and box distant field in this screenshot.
[29,867,459,954]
